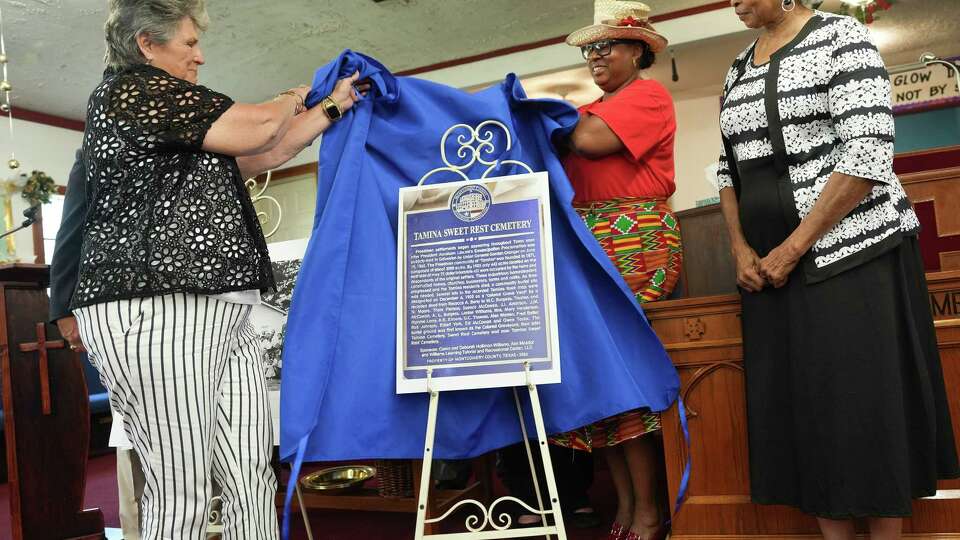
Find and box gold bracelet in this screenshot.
[276,90,305,115]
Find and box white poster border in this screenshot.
[395,171,561,394]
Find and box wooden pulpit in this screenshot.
[902,165,960,272]
[0,264,104,540]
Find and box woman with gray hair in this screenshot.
[67,1,365,538]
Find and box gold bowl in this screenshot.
[299,465,376,494]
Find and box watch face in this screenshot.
[325,99,342,120]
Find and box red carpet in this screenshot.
[1,453,618,539]
[0,453,121,540]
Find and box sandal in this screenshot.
[608,521,628,540]
[624,523,669,540]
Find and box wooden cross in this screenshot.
[684,317,706,341]
[17,322,66,415]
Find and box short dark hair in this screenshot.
[635,40,656,70]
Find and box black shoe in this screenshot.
[435,479,467,490]
[566,509,602,529]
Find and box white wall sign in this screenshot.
[891,59,960,113]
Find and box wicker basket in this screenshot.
[376,459,414,498]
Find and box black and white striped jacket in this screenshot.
[717,11,919,283]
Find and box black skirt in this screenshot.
[737,156,960,519]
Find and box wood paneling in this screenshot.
[0,107,85,132]
[901,166,960,236]
[894,145,960,175]
[32,211,44,264]
[944,252,960,271]
[253,162,318,185]
[675,165,960,293]
[646,271,960,538]
[672,206,737,299]
[902,166,960,271]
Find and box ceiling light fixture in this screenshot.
[0,7,19,171]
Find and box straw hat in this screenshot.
[566,0,668,53]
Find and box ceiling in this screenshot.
[521,0,960,106]
[4,0,709,121]
[3,0,958,122]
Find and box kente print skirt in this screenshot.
[552,196,683,450]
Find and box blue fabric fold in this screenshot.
[280,50,679,465]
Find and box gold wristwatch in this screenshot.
[321,95,343,122]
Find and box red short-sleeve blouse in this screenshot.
[562,78,677,204]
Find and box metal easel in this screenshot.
[413,364,567,540]
[411,121,567,539]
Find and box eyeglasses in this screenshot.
[580,40,633,60]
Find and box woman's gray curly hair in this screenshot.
[104,0,209,70]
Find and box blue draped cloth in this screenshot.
[280,50,679,465]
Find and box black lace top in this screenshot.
[72,64,274,309]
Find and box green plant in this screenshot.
[21,170,56,206]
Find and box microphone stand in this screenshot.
[0,205,40,240]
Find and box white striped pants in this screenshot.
[75,293,278,540]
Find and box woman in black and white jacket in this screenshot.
[717,0,958,538]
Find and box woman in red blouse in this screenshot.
[554,2,680,540]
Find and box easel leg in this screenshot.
[294,481,315,540]
[412,461,439,536]
[411,365,565,539]
[524,364,568,540]
[414,386,440,540]
[513,387,548,536]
